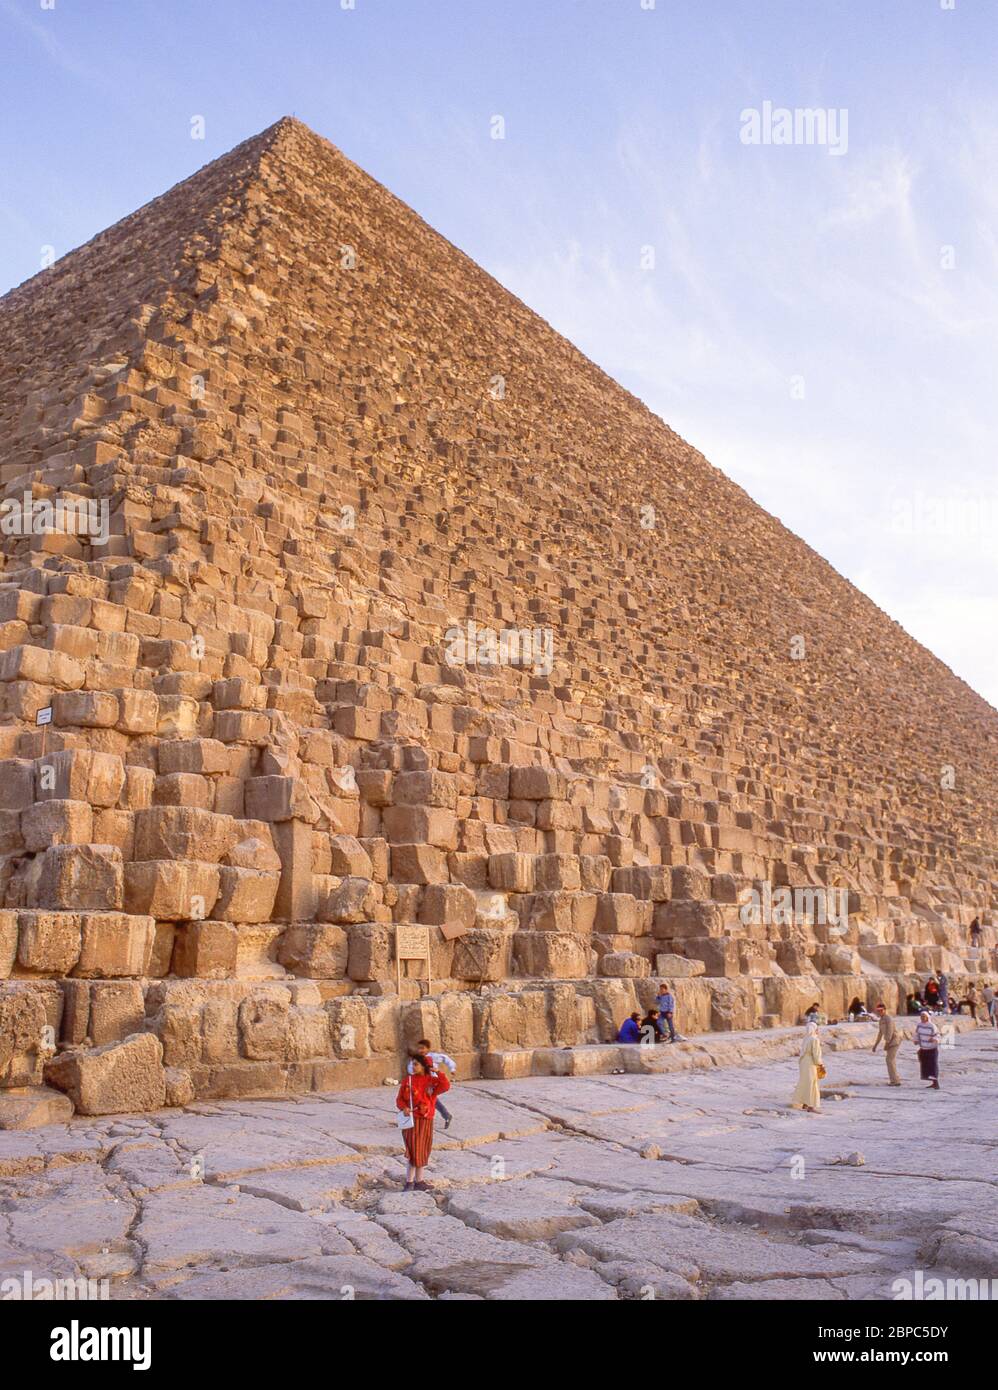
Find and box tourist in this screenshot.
[617,1012,642,1043]
[848,996,875,1021]
[982,982,997,1028]
[408,1038,457,1130]
[923,977,940,1010]
[655,982,680,1042]
[905,992,923,1016]
[640,1008,666,1043]
[790,1021,823,1114]
[970,917,982,948]
[913,1011,941,1090]
[396,1052,450,1191]
[959,983,980,1022]
[804,1002,828,1025]
[938,971,949,1011]
[871,1003,902,1086]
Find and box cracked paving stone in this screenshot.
[137,1184,351,1285]
[555,1211,882,1284]
[234,1161,382,1210]
[444,1178,603,1240]
[4,1165,134,1262]
[374,1197,616,1300]
[166,1254,428,1300]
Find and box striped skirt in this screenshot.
[403,1112,435,1167]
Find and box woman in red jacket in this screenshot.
[396,1052,450,1190]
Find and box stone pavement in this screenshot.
[1,1022,995,1301]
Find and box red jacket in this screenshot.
[396,1070,450,1119]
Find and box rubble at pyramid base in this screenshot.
[0,119,994,1124]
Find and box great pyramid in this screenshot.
[1,117,995,1119]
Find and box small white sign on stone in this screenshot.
[36,706,53,726]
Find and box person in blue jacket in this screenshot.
[617,1012,642,1043]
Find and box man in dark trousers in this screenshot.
[655,982,681,1042]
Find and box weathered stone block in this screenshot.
[133,807,236,864]
[173,920,239,978]
[75,912,155,978]
[124,860,220,921]
[279,923,348,978]
[32,845,123,912]
[45,1032,166,1114]
[214,865,279,924]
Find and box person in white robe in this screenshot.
[790,1020,823,1112]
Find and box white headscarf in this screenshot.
[801,1020,819,1053]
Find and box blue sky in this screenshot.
[2,0,996,704]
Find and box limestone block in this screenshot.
[534,854,581,892]
[393,770,457,808]
[271,819,317,921]
[133,806,236,864]
[579,855,613,893]
[382,805,457,848]
[708,978,757,1032]
[122,766,155,810]
[390,844,448,884]
[35,749,125,807]
[88,981,145,1045]
[671,866,711,900]
[214,865,279,924]
[509,766,566,801]
[654,953,705,978]
[51,689,119,728]
[0,759,35,810]
[517,892,573,933]
[75,912,155,978]
[418,882,476,930]
[317,875,378,924]
[278,923,348,978]
[31,845,123,913]
[594,893,639,934]
[324,995,371,1057]
[153,772,213,809]
[438,990,474,1055]
[124,860,220,920]
[92,808,135,860]
[20,799,93,852]
[239,990,291,1060]
[158,738,229,775]
[346,923,392,981]
[116,689,159,734]
[599,951,650,979]
[173,920,239,978]
[653,900,724,939]
[488,852,535,893]
[45,1032,166,1114]
[0,911,16,978]
[0,1085,74,1130]
[328,834,373,878]
[513,931,588,979]
[610,865,672,901]
[245,775,314,822]
[0,645,84,689]
[0,983,51,1085]
[165,1066,195,1107]
[452,928,511,982]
